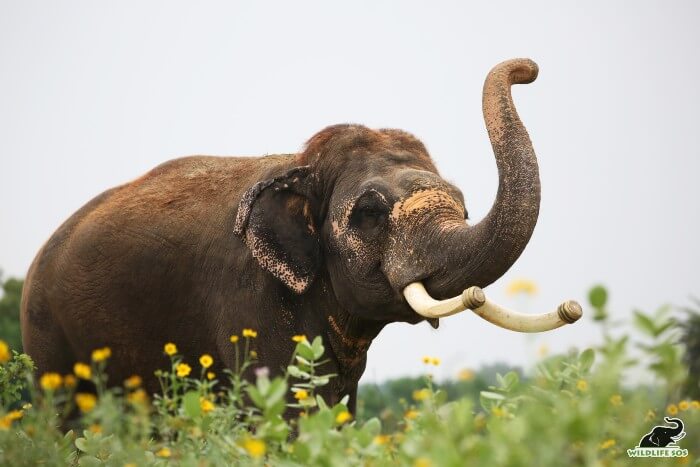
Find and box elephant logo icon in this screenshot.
[638,417,685,447]
[627,417,689,458]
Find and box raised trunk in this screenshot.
[664,417,684,437]
[426,58,541,296]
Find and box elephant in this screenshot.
[20,58,577,414]
[639,417,686,447]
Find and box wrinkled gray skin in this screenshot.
[20,59,541,415]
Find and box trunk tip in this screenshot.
[493,58,539,85]
[557,300,583,324]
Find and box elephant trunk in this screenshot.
[664,417,684,437]
[424,58,541,296]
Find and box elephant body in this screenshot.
[21,154,371,409]
[21,59,544,414]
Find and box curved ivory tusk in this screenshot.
[403,282,582,332]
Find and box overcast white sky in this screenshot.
[1,1,699,382]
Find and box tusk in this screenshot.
[403,282,582,332]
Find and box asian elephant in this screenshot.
[20,58,577,414]
[639,418,686,447]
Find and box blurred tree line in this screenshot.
[0,272,23,351]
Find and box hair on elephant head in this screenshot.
[234,59,541,326]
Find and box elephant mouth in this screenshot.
[402,281,583,333]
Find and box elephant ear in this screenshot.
[234,166,320,294]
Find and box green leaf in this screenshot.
[75,437,89,453]
[265,378,287,407]
[246,385,266,409]
[311,336,325,360]
[588,285,608,309]
[633,310,657,337]
[297,343,315,361]
[480,391,506,400]
[183,390,201,417]
[579,349,595,372]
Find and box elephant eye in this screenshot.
[350,191,389,232]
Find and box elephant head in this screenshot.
[235,58,580,331]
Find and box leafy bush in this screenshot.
[0,288,699,466]
[0,274,23,352]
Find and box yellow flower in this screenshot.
[506,278,538,297]
[373,434,391,445]
[124,375,142,389]
[164,342,177,356]
[250,350,258,358]
[63,374,77,389]
[609,394,623,407]
[692,400,700,410]
[88,424,102,434]
[75,393,97,413]
[431,357,441,366]
[458,369,475,381]
[243,438,266,458]
[645,409,656,421]
[73,362,91,380]
[91,347,111,362]
[176,363,192,378]
[292,335,307,343]
[294,389,310,401]
[155,447,171,458]
[0,412,22,430]
[414,458,432,467]
[229,335,239,344]
[405,410,419,420]
[127,389,148,404]
[679,400,690,411]
[0,410,23,431]
[242,329,257,338]
[538,344,549,357]
[576,380,588,392]
[40,372,63,391]
[200,397,215,413]
[667,404,679,415]
[492,406,509,418]
[335,411,352,424]
[599,439,616,450]
[6,410,23,421]
[199,354,213,369]
[0,340,10,363]
[412,389,431,401]
[207,371,215,381]
[421,356,431,364]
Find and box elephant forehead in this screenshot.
[390,189,464,221]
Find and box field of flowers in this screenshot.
[0,287,698,466]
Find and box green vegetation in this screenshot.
[0,284,699,465]
[0,273,23,352]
